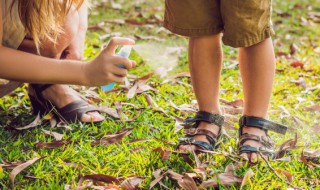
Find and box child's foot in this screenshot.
[178,111,225,152]
[237,116,287,164]
[239,126,269,162]
[179,121,221,151]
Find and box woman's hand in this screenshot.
[83,37,136,86]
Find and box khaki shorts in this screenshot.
[164,0,274,47]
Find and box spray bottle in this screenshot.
[101,45,132,91]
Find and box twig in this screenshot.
[258,152,302,190]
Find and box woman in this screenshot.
[0,0,135,124]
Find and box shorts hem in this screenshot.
[164,21,223,37]
[223,27,274,48]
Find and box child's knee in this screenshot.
[190,34,222,46]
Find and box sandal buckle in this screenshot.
[179,137,195,144]
[185,128,198,135]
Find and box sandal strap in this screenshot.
[238,145,259,154]
[178,137,214,151]
[184,111,224,128]
[239,116,287,135]
[239,145,276,158]
[30,84,53,94]
[184,128,218,140]
[57,100,101,123]
[239,133,274,149]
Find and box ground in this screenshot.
[0,0,320,189]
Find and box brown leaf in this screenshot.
[170,101,196,114]
[56,122,73,131]
[169,72,191,79]
[42,129,63,141]
[50,118,57,128]
[82,174,120,185]
[275,134,298,159]
[217,172,243,187]
[153,137,176,145]
[290,44,299,55]
[240,169,254,190]
[300,150,319,167]
[99,106,120,118]
[15,114,41,130]
[304,105,320,111]
[149,169,167,189]
[127,83,139,99]
[134,72,154,82]
[290,61,304,68]
[304,149,320,158]
[221,99,244,107]
[174,116,185,134]
[105,19,125,25]
[221,106,243,115]
[10,156,41,188]
[311,125,320,133]
[292,77,308,89]
[276,169,293,182]
[121,177,144,190]
[177,174,198,190]
[145,94,158,108]
[91,128,132,146]
[1,160,26,170]
[35,139,71,149]
[153,147,171,160]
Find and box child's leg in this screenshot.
[238,38,275,160]
[179,34,223,151]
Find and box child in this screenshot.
[164,0,287,163]
[0,0,135,124]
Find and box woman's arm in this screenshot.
[0,3,135,86]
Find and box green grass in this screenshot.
[1,0,320,189]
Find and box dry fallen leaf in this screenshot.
[35,139,71,149]
[149,169,167,189]
[240,169,254,190]
[177,174,198,190]
[91,128,132,146]
[82,174,120,185]
[10,156,41,188]
[304,105,320,111]
[42,129,63,141]
[99,106,120,118]
[121,177,144,190]
[290,61,304,68]
[276,169,293,183]
[15,114,41,130]
[153,147,171,161]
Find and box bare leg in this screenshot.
[20,9,104,123]
[238,38,275,161]
[179,34,223,151]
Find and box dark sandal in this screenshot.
[29,84,104,124]
[238,116,287,163]
[178,111,225,151]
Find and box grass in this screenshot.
[1,0,320,189]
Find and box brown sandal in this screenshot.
[178,111,225,151]
[29,84,104,124]
[238,116,287,164]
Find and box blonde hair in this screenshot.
[11,0,84,52]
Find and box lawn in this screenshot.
[1,0,320,189]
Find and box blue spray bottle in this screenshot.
[101,45,132,91]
